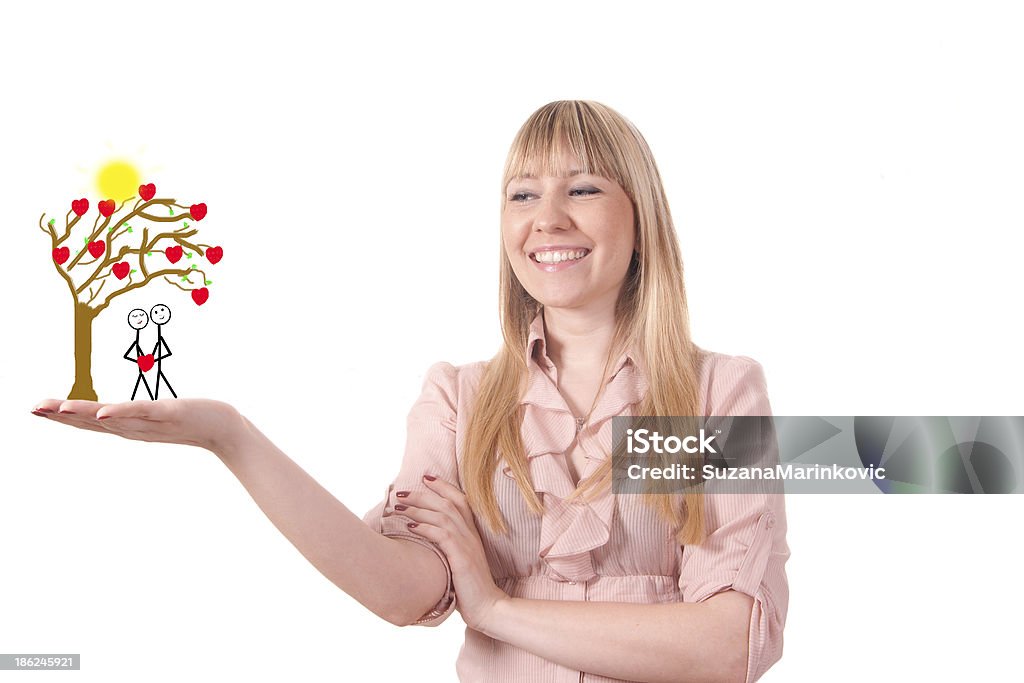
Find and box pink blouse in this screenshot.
[363,312,790,682]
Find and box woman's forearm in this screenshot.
[480,591,753,683]
[212,413,448,626]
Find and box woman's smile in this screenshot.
[528,246,592,272]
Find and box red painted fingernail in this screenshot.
[394,504,408,511]
[407,522,419,528]
[32,410,49,417]
[97,415,110,420]
[423,474,437,481]
[59,410,76,415]
[395,491,409,498]
[35,408,54,414]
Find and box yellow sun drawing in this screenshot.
[96,159,142,202]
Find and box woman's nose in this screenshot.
[532,195,572,233]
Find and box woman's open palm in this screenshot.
[31,398,244,454]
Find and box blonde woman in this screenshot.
[33,100,789,683]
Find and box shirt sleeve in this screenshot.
[679,356,790,683]
[362,361,461,627]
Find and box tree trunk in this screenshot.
[68,301,98,400]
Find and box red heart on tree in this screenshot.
[98,199,115,217]
[113,262,130,279]
[191,287,209,306]
[205,245,223,264]
[165,245,183,263]
[52,247,70,264]
[71,198,89,216]
[87,241,105,258]
[139,183,156,201]
[189,203,207,221]
[137,354,155,372]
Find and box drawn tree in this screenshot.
[39,184,223,400]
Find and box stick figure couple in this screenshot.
[125,304,176,400]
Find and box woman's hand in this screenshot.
[390,475,509,632]
[31,398,247,455]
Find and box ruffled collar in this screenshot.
[501,309,649,582]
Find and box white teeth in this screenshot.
[533,249,588,264]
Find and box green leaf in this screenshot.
[183,222,189,228]
[205,279,212,285]
[180,275,188,281]
[185,252,192,259]
[83,237,88,243]
[127,227,133,233]
[147,251,152,256]
[191,264,197,269]
[130,269,137,274]
[48,219,55,227]
[169,207,175,216]
[108,226,114,232]
[75,250,80,254]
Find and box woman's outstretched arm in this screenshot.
[30,398,449,627]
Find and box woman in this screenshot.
[33,100,789,683]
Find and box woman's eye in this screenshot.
[570,187,600,196]
[509,192,533,202]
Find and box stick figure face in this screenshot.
[128,308,149,330]
[150,304,172,325]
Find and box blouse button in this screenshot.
[766,514,776,529]
[568,580,576,585]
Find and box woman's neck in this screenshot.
[542,306,618,372]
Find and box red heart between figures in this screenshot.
[71,198,89,216]
[165,245,183,263]
[205,246,223,264]
[189,203,207,221]
[98,199,115,217]
[137,354,155,372]
[87,241,105,258]
[113,262,130,279]
[52,247,70,265]
[191,287,209,306]
[139,183,156,201]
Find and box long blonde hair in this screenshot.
[460,100,706,545]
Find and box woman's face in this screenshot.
[502,149,636,314]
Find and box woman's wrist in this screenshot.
[206,404,256,462]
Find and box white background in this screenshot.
[2,1,1022,681]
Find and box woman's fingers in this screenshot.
[58,400,105,417]
[96,417,178,443]
[391,478,476,543]
[32,399,111,433]
[32,399,64,413]
[31,408,111,434]
[95,400,163,421]
[423,476,475,526]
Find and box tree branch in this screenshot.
[138,211,193,223]
[140,227,150,279]
[86,279,106,306]
[76,245,142,294]
[56,210,82,245]
[38,213,54,237]
[65,211,115,270]
[174,236,205,257]
[94,267,191,314]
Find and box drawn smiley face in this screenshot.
[128,308,149,330]
[150,304,172,325]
